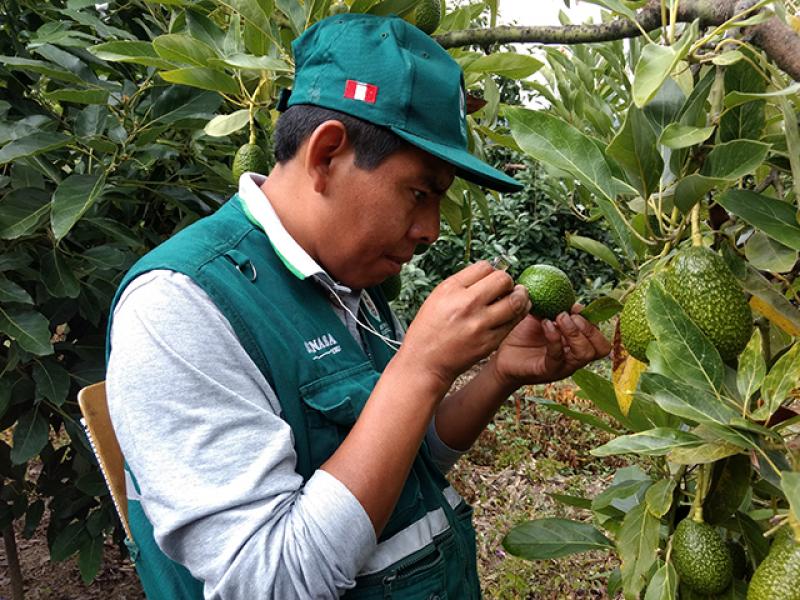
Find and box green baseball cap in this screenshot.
[280,13,522,193]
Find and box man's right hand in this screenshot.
[397,260,531,391]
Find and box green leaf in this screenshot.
[502,518,614,559]
[580,296,623,324]
[0,132,72,165]
[159,68,240,95]
[674,174,722,214]
[619,502,661,598]
[465,53,543,79]
[275,0,306,32]
[204,110,250,137]
[367,0,418,18]
[781,472,800,532]
[645,479,676,518]
[756,344,800,420]
[33,358,71,406]
[566,233,621,271]
[737,328,766,402]
[531,398,619,434]
[640,373,739,426]
[591,428,702,457]
[152,34,218,67]
[667,440,742,464]
[88,41,177,69]
[572,368,628,427]
[718,190,800,251]
[724,82,800,109]
[0,307,53,356]
[43,89,110,105]
[219,0,274,44]
[79,535,103,584]
[209,54,291,72]
[10,407,49,464]
[548,493,593,509]
[0,277,33,304]
[51,174,106,242]
[644,561,678,600]
[701,140,770,181]
[50,521,86,562]
[593,479,652,514]
[148,88,221,126]
[720,55,765,142]
[0,55,83,83]
[658,123,715,149]
[742,265,800,338]
[745,231,797,273]
[632,22,697,108]
[678,67,716,127]
[646,280,724,392]
[0,188,50,240]
[606,105,662,198]
[734,511,770,564]
[712,50,745,66]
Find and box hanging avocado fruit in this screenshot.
[672,518,734,595]
[404,0,442,35]
[232,143,272,182]
[748,532,800,600]
[517,264,576,320]
[619,276,656,362]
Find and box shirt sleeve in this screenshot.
[106,270,377,600]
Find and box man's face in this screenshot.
[320,144,455,290]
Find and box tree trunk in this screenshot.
[3,524,25,600]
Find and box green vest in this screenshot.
[105,195,481,599]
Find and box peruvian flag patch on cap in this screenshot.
[344,80,378,103]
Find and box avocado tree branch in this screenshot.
[434,0,800,82]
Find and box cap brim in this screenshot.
[390,127,523,193]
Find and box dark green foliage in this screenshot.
[672,519,733,595]
[703,455,752,525]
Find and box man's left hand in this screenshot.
[489,304,612,391]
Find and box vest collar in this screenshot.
[237,173,352,294]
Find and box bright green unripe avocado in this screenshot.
[409,0,441,34]
[232,143,272,182]
[747,537,800,600]
[664,247,753,361]
[672,519,733,595]
[619,277,656,362]
[380,273,402,302]
[328,1,348,15]
[517,264,576,320]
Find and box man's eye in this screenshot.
[412,189,427,202]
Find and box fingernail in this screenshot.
[574,314,591,332]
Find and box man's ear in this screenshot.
[304,120,350,194]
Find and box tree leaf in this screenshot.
[0,306,53,356]
[50,521,86,562]
[0,132,71,165]
[78,535,103,584]
[712,50,745,66]
[606,105,662,198]
[658,123,715,149]
[619,502,661,598]
[743,267,800,338]
[219,0,275,44]
[0,276,33,304]
[580,296,623,324]
[718,189,800,251]
[51,174,106,241]
[591,428,702,457]
[41,249,80,299]
[737,328,766,402]
[720,55,765,142]
[159,67,240,95]
[532,398,620,434]
[573,368,629,427]
[43,89,110,105]
[0,55,84,83]
[204,109,250,137]
[701,140,771,181]
[645,479,676,518]
[632,22,697,108]
[755,344,800,420]
[646,280,724,392]
[724,83,800,109]
[781,472,800,533]
[565,233,621,271]
[10,407,49,464]
[667,440,742,464]
[644,560,678,600]
[152,34,218,67]
[640,372,740,426]
[88,40,177,69]
[465,53,543,79]
[745,231,798,273]
[502,518,614,560]
[593,478,652,516]
[33,358,71,407]
[548,493,593,509]
[613,355,647,416]
[208,53,291,71]
[0,188,50,239]
[674,173,722,214]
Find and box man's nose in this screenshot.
[409,203,440,244]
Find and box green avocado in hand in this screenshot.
[517,264,576,320]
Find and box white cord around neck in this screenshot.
[322,282,403,350]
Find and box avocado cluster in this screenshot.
[517,264,576,320]
[619,247,752,362]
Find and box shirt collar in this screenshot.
[237,173,353,294]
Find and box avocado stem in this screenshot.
[691,464,711,523]
[690,204,702,247]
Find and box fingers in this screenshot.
[471,269,517,305]
[485,284,531,328]
[450,260,495,287]
[555,312,611,361]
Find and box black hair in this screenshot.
[273,105,407,170]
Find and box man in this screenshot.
[105,13,610,599]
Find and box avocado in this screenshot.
[672,518,733,595]
[619,277,656,362]
[408,0,441,34]
[747,537,800,599]
[380,273,402,302]
[517,264,576,320]
[232,143,273,182]
[664,247,753,361]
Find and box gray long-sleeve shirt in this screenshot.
[106,175,465,599]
